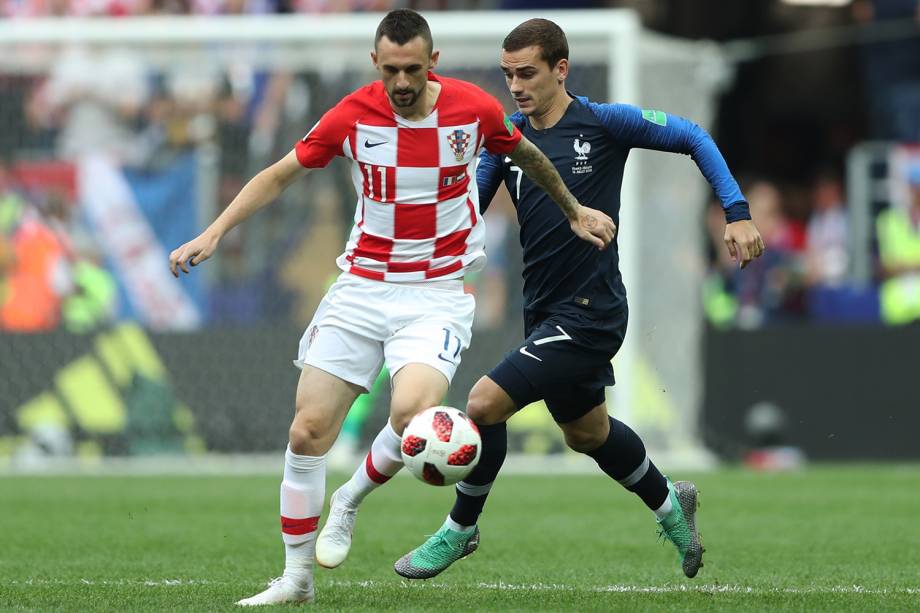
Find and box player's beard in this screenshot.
[389,86,421,108]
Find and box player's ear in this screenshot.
[555,58,569,83]
[429,50,440,70]
[370,50,379,69]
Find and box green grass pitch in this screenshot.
[1,465,917,611]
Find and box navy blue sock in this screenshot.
[586,417,669,511]
[449,422,507,527]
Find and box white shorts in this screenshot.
[295,273,475,391]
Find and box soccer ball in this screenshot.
[401,406,481,486]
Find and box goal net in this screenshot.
[0,10,727,471]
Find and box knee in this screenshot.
[289,419,327,454]
[389,395,441,435]
[466,382,506,426]
[289,404,335,454]
[563,428,607,454]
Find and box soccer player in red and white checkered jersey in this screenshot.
[169,9,615,606]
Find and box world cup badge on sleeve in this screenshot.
[447,129,471,162]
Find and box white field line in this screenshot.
[6,578,920,595]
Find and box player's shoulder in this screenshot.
[571,95,644,132]
[571,94,620,119]
[438,75,503,109]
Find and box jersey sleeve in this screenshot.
[478,94,522,156]
[294,100,356,169]
[588,102,746,211]
[476,149,505,214]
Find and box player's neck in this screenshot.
[392,81,442,122]
[527,90,572,130]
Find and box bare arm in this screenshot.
[169,150,310,276]
[508,136,616,249]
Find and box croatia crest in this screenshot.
[447,129,471,162]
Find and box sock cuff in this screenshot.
[285,445,326,472]
[383,420,402,445]
[618,455,650,487]
[456,480,493,497]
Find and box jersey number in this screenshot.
[504,156,523,200]
[518,326,572,362]
[362,163,393,202]
[438,328,462,364]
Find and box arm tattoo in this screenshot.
[509,137,580,219]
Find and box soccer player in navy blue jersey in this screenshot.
[395,18,764,580]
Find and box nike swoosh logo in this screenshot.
[519,346,542,362]
[365,140,388,148]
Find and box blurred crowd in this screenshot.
[0,170,117,333]
[2,0,920,333]
[0,0,402,18]
[0,35,524,330]
[703,155,920,328]
[0,0,620,17]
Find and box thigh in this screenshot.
[291,364,365,453]
[488,317,613,408]
[298,323,384,392]
[384,287,475,385]
[544,382,608,424]
[296,275,387,392]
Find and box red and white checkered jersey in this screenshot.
[295,73,522,282]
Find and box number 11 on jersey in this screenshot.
[360,163,395,202]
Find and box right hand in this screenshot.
[570,205,616,250]
[169,231,221,277]
[723,219,765,269]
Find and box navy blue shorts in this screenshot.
[488,307,628,424]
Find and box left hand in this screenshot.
[570,205,616,250]
[724,219,765,269]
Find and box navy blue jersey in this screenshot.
[478,95,746,317]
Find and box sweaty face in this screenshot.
[374,35,435,109]
[500,46,564,117]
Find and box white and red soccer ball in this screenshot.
[401,406,481,486]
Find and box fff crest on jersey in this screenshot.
[572,135,593,175]
[447,129,471,162]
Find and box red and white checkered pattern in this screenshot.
[295,73,521,282]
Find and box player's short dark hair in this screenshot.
[375,9,433,54]
[503,18,569,69]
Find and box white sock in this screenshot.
[653,490,674,520]
[338,421,403,506]
[280,445,326,581]
[444,514,476,533]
